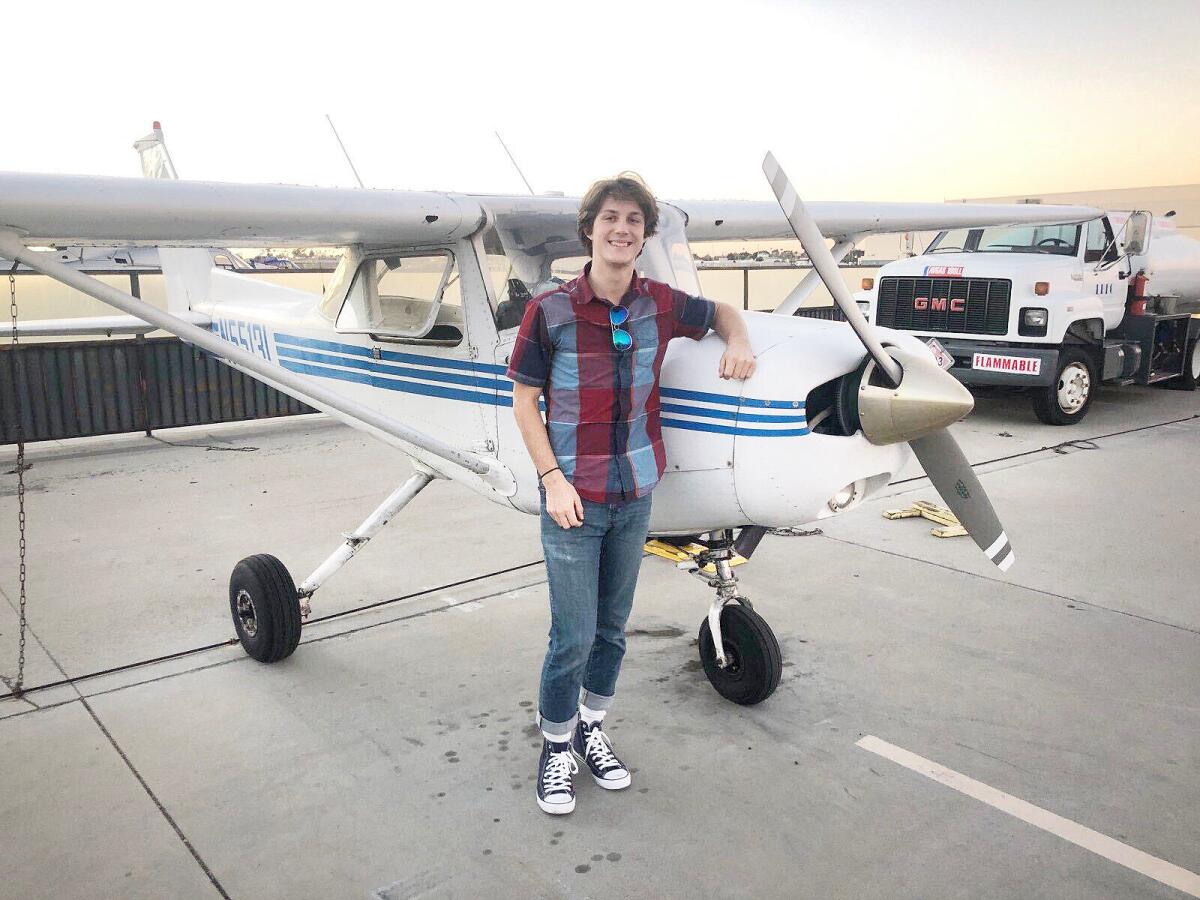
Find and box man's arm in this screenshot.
[511,382,583,528]
[712,302,757,380]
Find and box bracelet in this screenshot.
[537,466,561,485]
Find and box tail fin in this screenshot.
[135,121,210,313]
[133,121,179,180]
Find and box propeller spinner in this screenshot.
[762,152,1014,571]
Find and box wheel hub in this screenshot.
[1057,363,1090,414]
[235,588,258,638]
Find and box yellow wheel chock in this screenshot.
[644,539,749,573]
[882,500,968,538]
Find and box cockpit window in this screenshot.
[336,250,463,344]
[480,224,580,332]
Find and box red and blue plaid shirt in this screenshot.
[506,263,716,504]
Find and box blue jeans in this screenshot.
[538,492,653,736]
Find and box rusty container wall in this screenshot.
[1,338,314,444]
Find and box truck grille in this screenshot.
[875,277,1011,336]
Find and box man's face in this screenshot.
[588,197,646,268]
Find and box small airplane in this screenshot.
[0,126,1099,705]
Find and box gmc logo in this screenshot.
[914,296,966,312]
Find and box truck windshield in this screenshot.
[926,223,1081,256]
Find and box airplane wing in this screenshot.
[673,199,1102,242]
[0,171,486,247]
[0,171,1099,250]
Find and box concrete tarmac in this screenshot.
[1,384,1198,899]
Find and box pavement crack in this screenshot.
[77,697,231,899]
[889,412,1200,489]
[821,534,1200,637]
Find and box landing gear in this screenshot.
[676,530,782,705]
[229,554,302,663]
[227,470,435,663]
[699,603,782,705]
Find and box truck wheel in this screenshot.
[1032,348,1096,426]
[1175,339,1199,391]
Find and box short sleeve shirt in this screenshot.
[506,263,716,504]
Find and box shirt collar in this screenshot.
[570,261,643,307]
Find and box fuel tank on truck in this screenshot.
[1117,213,1200,301]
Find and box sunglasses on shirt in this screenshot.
[609,306,632,351]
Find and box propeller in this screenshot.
[762,152,1014,571]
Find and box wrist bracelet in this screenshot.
[538,466,561,485]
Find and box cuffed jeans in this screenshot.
[537,492,653,736]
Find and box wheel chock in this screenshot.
[644,539,748,572]
[883,500,968,538]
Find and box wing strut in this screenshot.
[0,231,513,495]
[774,236,861,315]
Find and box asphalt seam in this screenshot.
[887,412,1200,488]
[820,533,1200,636]
[77,696,232,900]
[0,558,546,701]
[0,603,231,899]
[0,576,552,722]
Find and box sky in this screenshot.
[2,0,1197,203]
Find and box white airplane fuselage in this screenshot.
[197,265,916,535]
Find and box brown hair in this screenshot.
[577,172,659,255]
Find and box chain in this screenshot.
[767,526,823,538]
[9,270,28,698]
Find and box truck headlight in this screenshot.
[1019,307,1048,336]
[856,300,871,320]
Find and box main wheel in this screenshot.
[697,603,782,705]
[1032,348,1096,425]
[229,554,301,663]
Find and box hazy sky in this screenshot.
[3,0,1196,203]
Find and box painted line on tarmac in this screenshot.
[857,735,1200,898]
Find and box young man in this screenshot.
[506,173,756,815]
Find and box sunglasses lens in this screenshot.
[609,306,629,326]
[612,329,632,350]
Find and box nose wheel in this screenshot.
[698,601,781,705]
[677,531,782,705]
[229,554,301,663]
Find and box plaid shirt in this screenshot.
[506,263,716,504]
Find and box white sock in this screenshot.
[580,704,606,725]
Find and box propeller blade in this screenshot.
[909,429,1014,571]
[762,151,901,386]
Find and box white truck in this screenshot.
[854,212,1200,424]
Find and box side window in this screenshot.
[1085,218,1117,264]
[336,251,463,344]
[480,225,577,333]
[481,226,528,332]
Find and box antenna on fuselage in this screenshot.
[325,114,366,188]
[494,131,535,196]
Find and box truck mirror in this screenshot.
[1124,211,1151,256]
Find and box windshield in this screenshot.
[926,223,1081,256]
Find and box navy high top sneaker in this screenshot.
[536,739,578,814]
[572,719,631,789]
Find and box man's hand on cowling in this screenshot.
[719,338,757,380]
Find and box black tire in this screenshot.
[229,554,301,663]
[1032,348,1096,426]
[698,603,782,705]
[1175,339,1199,391]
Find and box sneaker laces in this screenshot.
[543,749,578,794]
[585,727,622,772]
